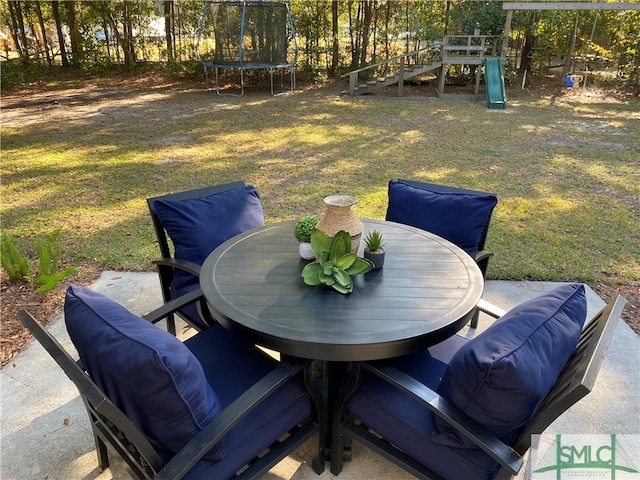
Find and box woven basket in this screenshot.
[316,195,364,252]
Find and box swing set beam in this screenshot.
[503,3,640,11]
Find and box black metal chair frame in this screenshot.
[393,178,498,328]
[332,295,626,479]
[147,181,247,334]
[19,289,322,480]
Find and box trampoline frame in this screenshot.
[196,0,299,96]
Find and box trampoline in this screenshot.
[196,1,298,96]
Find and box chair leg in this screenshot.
[93,431,110,470]
[166,312,176,336]
[470,308,480,329]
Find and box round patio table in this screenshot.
[200,219,484,362]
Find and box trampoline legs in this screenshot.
[269,67,296,96]
[203,65,295,97]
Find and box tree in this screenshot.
[34,1,52,67]
[50,0,69,66]
[164,0,174,61]
[64,0,83,66]
[331,0,339,74]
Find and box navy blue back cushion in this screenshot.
[64,285,225,460]
[386,180,497,257]
[154,186,264,293]
[436,283,587,447]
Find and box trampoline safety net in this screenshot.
[196,1,298,95]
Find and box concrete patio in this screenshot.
[1,271,638,479]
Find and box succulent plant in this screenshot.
[294,215,319,243]
[364,230,385,252]
[301,229,374,294]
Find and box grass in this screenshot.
[1,78,639,288]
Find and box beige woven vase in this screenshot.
[316,195,364,253]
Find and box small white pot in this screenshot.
[298,242,315,260]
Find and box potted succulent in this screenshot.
[363,230,386,269]
[294,215,319,260]
[302,229,374,294]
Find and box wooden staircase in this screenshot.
[344,60,442,96]
[341,44,442,97]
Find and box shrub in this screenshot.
[1,235,30,282]
[1,229,76,293]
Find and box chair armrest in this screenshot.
[156,360,308,480]
[142,288,206,325]
[153,258,202,277]
[361,362,523,476]
[476,298,508,319]
[474,250,493,278]
[475,250,493,264]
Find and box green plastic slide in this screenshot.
[484,58,506,109]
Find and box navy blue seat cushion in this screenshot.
[161,324,313,480]
[435,283,587,448]
[64,285,225,460]
[386,180,497,258]
[348,335,503,480]
[153,186,264,294]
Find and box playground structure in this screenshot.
[196,0,298,96]
[341,30,507,107]
[342,2,639,107]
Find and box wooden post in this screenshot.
[438,36,448,95]
[474,24,481,96]
[349,73,357,96]
[502,9,513,59]
[397,58,405,96]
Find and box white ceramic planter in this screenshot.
[298,242,315,260]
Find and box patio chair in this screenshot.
[386,179,498,327]
[19,284,321,480]
[331,283,625,480]
[147,181,265,333]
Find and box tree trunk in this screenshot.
[519,13,534,74]
[35,1,52,67]
[9,0,30,63]
[121,1,136,69]
[101,6,111,59]
[51,0,69,66]
[331,0,339,74]
[164,0,174,61]
[444,1,450,35]
[6,1,25,59]
[359,0,374,68]
[64,0,83,66]
[348,1,356,69]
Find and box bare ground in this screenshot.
[1,72,638,367]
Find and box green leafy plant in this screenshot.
[294,215,319,243]
[1,234,30,282]
[0,230,75,293]
[364,230,386,253]
[301,229,374,294]
[34,229,76,293]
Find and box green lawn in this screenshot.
[1,81,639,288]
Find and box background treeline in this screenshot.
[1,0,638,90]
